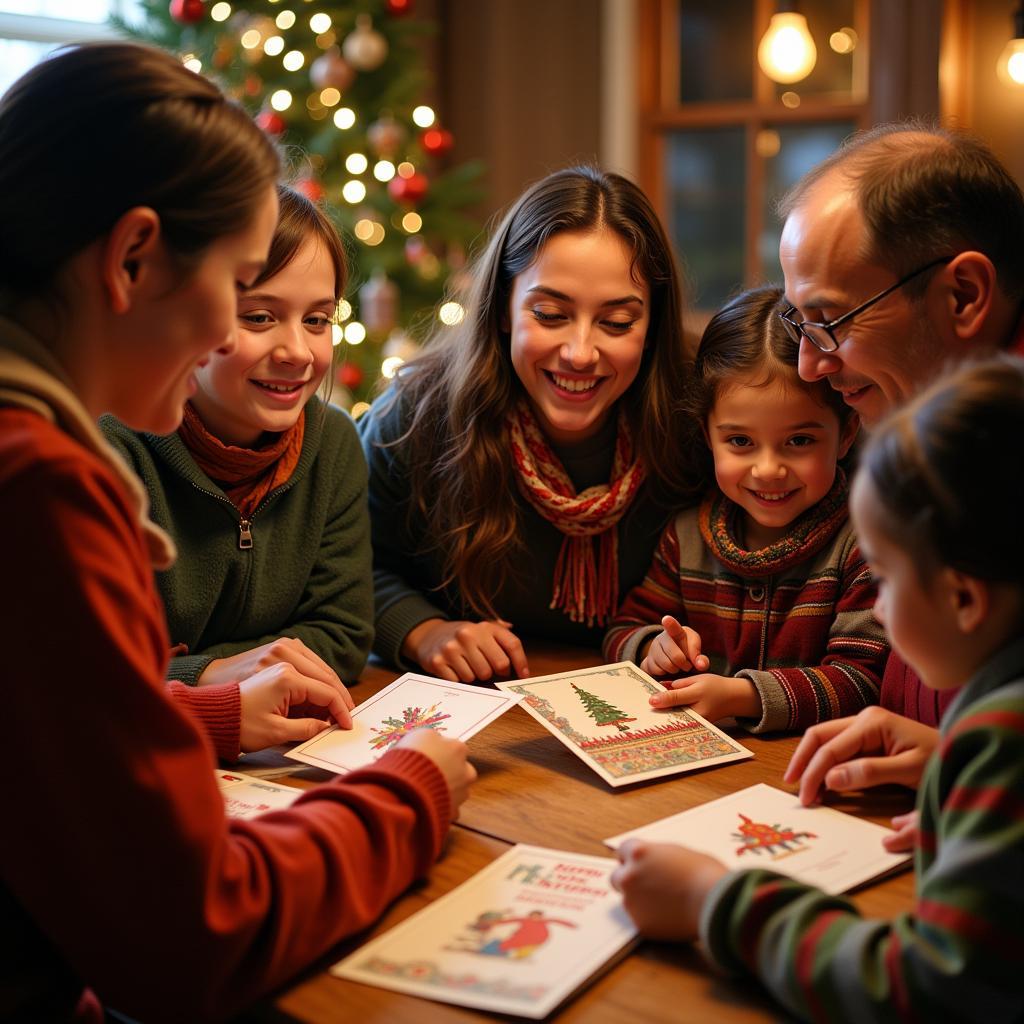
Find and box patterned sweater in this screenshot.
[699,634,1024,1023]
[604,482,888,733]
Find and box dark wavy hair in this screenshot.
[375,165,698,617]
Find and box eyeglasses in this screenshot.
[778,255,954,353]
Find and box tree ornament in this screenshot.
[388,171,429,204]
[385,0,416,15]
[420,127,454,155]
[358,269,399,335]
[404,235,427,265]
[295,177,325,203]
[309,47,355,92]
[342,14,389,72]
[337,362,364,391]
[169,0,205,23]
[255,109,286,136]
[367,115,407,158]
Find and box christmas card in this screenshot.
[605,783,911,894]
[332,844,636,1017]
[216,770,301,819]
[285,673,522,774]
[495,662,752,787]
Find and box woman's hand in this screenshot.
[610,839,727,941]
[647,674,761,722]
[395,728,477,819]
[238,662,354,753]
[784,706,940,805]
[402,618,530,683]
[640,616,709,676]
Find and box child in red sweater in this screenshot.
[604,285,887,732]
[0,43,473,1023]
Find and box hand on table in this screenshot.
[610,839,727,941]
[238,662,354,752]
[647,673,761,722]
[402,617,530,683]
[640,616,709,676]
[884,810,919,853]
[396,729,477,819]
[784,706,939,806]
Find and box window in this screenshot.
[639,0,869,311]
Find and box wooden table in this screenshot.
[250,645,916,1023]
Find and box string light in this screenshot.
[240,29,262,49]
[270,89,293,111]
[182,54,202,73]
[211,2,232,22]
[342,180,367,203]
[412,105,435,128]
[397,161,416,178]
[345,152,368,174]
[381,355,404,378]
[401,212,422,233]
[275,10,295,29]
[373,159,396,182]
[337,299,352,322]
[331,324,343,346]
[283,50,305,71]
[344,322,367,345]
[309,12,332,33]
[263,35,285,56]
[333,107,356,129]
[319,87,341,106]
[757,5,817,84]
[351,401,371,419]
[439,301,466,326]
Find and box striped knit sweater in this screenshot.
[603,484,888,733]
[699,634,1024,1023]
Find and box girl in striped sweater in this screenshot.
[611,355,1024,1022]
[605,285,887,732]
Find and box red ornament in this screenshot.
[295,177,324,203]
[388,172,429,205]
[386,0,415,14]
[338,362,364,390]
[421,127,454,155]
[255,110,286,136]
[169,0,205,24]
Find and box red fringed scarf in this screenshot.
[507,401,646,626]
[178,402,305,518]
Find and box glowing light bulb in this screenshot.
[275,10,295,29]
[757,11,817,84]
[998,39,1024,87]
[211,2,231,22]
[337,299,352,322]
[331,324,343,346]
[270,89,293,111]
[381,356,404,378]
[182,55,202,73]
[373,159,396,182]
[345,153,368,174]
[438,301,465,326]
[412,105,435,128]
[309,13,332,33]
[283,50,305,71]
[401,212,422,233]
[351,401,370,419]
[345,322,366,345]
[333,107,356,130]
[342,180,366,203]
[263,36,285,57]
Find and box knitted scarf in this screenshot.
[699,469,849,578]
[507,400,645,626]
[178,402,305,518]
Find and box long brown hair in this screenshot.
[376,165,696,617]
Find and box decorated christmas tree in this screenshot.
[571,683,636,733]
[116,0,485,409]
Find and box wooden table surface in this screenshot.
[248,645,916,1023]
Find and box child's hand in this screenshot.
[238,662,354,752]
[884,810,919,853]
[610,839,727,941]
[402,617,530,683]
[784,706,939,805]
[396,729,477,819]
[648,674,761,722]
[640,616,709,676]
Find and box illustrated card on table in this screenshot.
[286,673,521,774]
[495,662,752,787]
[605,783,911,894]
[216,770,301,819]
[332,844,636,1018]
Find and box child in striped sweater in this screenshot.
[611,355,1024,1022]
[604,285,887,732]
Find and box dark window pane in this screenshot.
[758,121,856,283]
[679,0,754,103]
[667,127,746,309]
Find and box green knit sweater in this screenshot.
[101,398,373,684]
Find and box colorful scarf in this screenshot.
[507,400,646,626]
[178,402,305,518]
[699,469,850,578]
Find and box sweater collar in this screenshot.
[0,315,177,569]
[940,634,1024,735]
[699,470,849,578]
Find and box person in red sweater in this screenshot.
[775,123,1024,795]
[605,286,886,733]
[0,43,474,1023]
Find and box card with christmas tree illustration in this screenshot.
[495,662,752,786]
[332,844,637,1017]
[605,783,911,894]
[286,674,522,774]
[216,770,302,819]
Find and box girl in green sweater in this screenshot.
[105,186,372,758]
[611,356,1024,1022]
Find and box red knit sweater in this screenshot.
[0,408,451,1023]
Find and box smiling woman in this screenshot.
[358,165,700,683]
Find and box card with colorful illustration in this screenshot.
[216,770,302,819]
[605,783,911,894]
[495,662,752,787]
[332,844,636,1017]
[285,673,522,774]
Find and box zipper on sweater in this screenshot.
[756,579,774,671]
[238,519,253,550]
[185,477,300,553]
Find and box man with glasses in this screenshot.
[777,123,1024,802]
